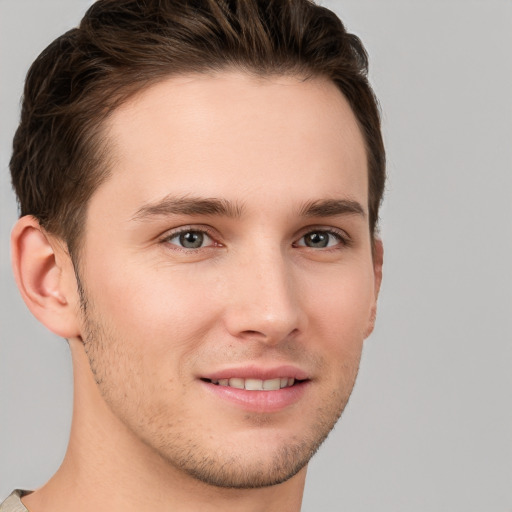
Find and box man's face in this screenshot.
[77,72,381,488]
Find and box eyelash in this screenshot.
[160,226,351,251]
[160,225,220,252]
[293,228,351,250]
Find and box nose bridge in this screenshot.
[224,243,302,343]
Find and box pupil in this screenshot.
[180,231,203,248]
[306,232,328,248]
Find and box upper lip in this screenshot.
[201,365,310,381]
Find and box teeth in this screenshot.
[229,377,245,389]
[263,378,281,390]
[210,377,297,390]
[245,378,263,390]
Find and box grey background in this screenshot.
[1,1,511,510]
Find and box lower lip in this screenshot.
[201,380,309,413]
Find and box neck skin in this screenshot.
[22,338,307,512]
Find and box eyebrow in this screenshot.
[131,195,244,222]
[298,198,366,219]
[131,195,365,223]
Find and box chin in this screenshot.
[173,441,317,489]
[155,406,343,489]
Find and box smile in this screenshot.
[208,377,296,390]
[201,375,309,413]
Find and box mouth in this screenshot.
[202,377,301,391]
[199,369,310,413]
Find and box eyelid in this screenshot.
[157,224,350,250]
[159,225,221,249]
[293,226,351,248]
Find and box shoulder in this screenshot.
[0,490,31,512]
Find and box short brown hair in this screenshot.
[10,0,385,258]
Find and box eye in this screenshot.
[166,230,215,249]
[295,230,346,249]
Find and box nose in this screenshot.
[223,248,304,345]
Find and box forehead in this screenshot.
[93,71,368,218]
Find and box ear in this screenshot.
[364,238,383,338]
[11,215,81,339]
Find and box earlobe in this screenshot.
[11,216,81,339]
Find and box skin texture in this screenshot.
[12,72,382,512]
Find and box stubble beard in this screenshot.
[79,290,358,489]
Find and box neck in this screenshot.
[23,339,306,512]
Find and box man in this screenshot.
[2,0,384,510]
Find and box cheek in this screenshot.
[303,261,375,335]
[83,256,222,365]
[301,261,375,380]
[80,263,217,421]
